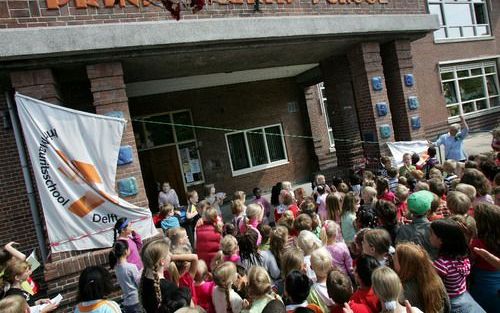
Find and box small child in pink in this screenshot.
[194,260,215,313]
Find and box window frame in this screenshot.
[318,83,335,150]
[428,0,493,42]
[225,123,289,177]
[439,59,500,121]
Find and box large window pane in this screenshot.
[459,77,485,101]
[491,97,500,107]
[265,126,286,162]
[246,129,268,166]
[474,3,487,24]
[227,133,250,171]
[429,4,443,25]
[145,114,175,147]
[443,81,458,104]
[486,75,499,96]
[441,72,454,80]
[173,111,195,142]
[445,4,473,27]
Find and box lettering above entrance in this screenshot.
[46,0,388,9]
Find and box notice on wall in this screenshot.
[190,159,200,173]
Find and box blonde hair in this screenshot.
[270,226,288,269]
[282,181,292,191]
[297,230,323,256]
[320,220,339,244]
[364,229,391,256]
[247,266,272,299]
[211,235,239,270]
[231,199,246,215]
[443,160,457,174]
[429,168,443,179]
[315,174,326,185]
[170,245,193,286]
[326,193,342,221]
[159,203,174,216]
[394,185,409,203]
[446,191,471,215]
[281,248,304,278]
[341,192,357,215]
[195,259,208,283]
[277,210,294,232]
[233,191,246,202]
[362,186,377,202]
[455,183,476,202]
[3,260,30,284]
[212,262,237,313]
[203,207,222,233]
[372,267,402,313]
[167,227,187,248]
[0,295,29,313]
[310,248,333,278]
[245,203,263,222]
[141,239,171,307]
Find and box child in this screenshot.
[327,270,370,313]
[237,228,263,270]
[212,262,244,313]
[242,266,280,313]
[293,214,313,236]
[469,203,500,313]
[160,203,180,233]
[399,153,416,179]
[428,194,445,222]
[231,199,247,231]
[423,146,439,179]
[326,192,342,223]
[205,184,225,216]
[362,229,392,266]
[253,187,272,225]
[153,203,168,228]
[158,182,180,209]
[0,242,38,297]
[269,226,288,276]
[442,160,458,190]
[194,260,215,313]
[428,179,449,216]
[284,270,322,313]
[394,243,450,313]
[109,240,142,313]
[349,255,381,313]
[378,156,392,178]
[74,266,121,313]
[446,191,470,216]
[168,227,190,249]
[321,220,352,276]
[373,200,399,244]
[376,177,395,203]
[294,187,306,209]
[394,185,409,224]
[371,267,423,313]
[341,192,358,244]
[297,230,323,282]
[273,248,305,297]
[211,234,240,269]
[258,224,272,251]
[316,185,328,221]
[184,190,200,248]
[430,219,485,313]
[170,245,199,305]
[2,260,47,307]
[387,168,399,193]
[140,239,187,313]
[114,217,143,271]
[239,203,263,245]
[196,207,222,267]
[307,248,335,313]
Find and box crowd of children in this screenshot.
[1,147,499,313]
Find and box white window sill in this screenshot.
[434,36,495,44]
[231,160,289,177]
[329,146,336,153]
[448,106,500,123]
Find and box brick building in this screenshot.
[0,0,498,310]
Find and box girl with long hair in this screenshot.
[212,262,243,313]
[394,243,450,313]
[114,217,143,271]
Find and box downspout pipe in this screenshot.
[5,91,49,263]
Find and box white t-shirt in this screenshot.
[213,286,243,313]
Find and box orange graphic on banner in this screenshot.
[69,191,105,217]
[71,160,103,184]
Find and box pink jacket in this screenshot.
[196,222,222,266]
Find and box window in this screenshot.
[440,60,500,118]
[225,124,288,175]
[318,83,335,148]
[428,0,491,40]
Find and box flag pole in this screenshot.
[5,92,48,263]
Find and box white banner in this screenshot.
[387,141,429,167]
[16,93,157,253]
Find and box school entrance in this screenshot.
[133,110,204,211]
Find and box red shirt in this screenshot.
[194,281,215,313]
[179,272,198,305]
[331,301,371,313]
[350,288,381,313]
[470,239,497,271]
[378,191,395,203]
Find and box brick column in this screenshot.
[86,63,148,208]
[10,69,61,104]
[381,40,426,141]
[348,42,394,168]
[321,56,364,170]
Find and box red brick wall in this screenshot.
[411,2,500,138]
[0,0,427,28]
[129,78,316,197]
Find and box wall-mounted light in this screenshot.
[1,110,11,129]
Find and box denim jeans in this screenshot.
[450,291,486,313]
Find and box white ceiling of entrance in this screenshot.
[126,64,318,97]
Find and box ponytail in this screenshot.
[109,240,129,269]
[168,261,180,286]
[224,284,233,313]
[210,251,224,271]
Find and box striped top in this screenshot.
[433,257,470,298]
